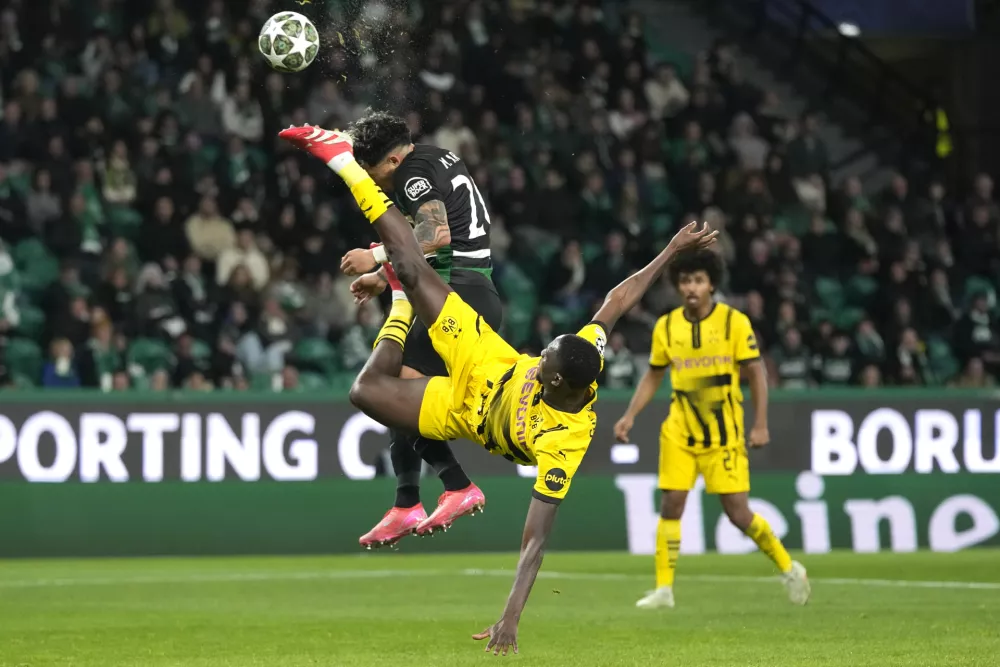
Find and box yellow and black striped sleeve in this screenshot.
[731,310,761,364]
[649,314,671,369]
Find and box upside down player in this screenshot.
[337,111,503,548]
[278,123,718,656]
[613,249,810,609]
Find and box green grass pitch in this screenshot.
[2,550,999,666]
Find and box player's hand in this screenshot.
[613,415,634,443]
[350,272,388,305]
[749,423,770,448]
[473,617,518,656]
[666,221,719,254]
[341,248,378,276]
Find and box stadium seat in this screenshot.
[833,307,866,331]
[963,276,996,308]
[13,239,60,297]
[106,205,144,241]
[297,371,330,391]
[814,277,845,311]
[14,304,45,340]
[5,338,43,384]
[846,275,879,308]
[926,336,959,384]
[293,338,339,376]
[126,338,173,376]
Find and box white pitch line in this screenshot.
[0,568,997,591]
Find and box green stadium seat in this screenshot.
[294,338,339,376]
[582,242,602,264]
[13,239,60,297]
[297,371,330,391]
[926,336,959,384]
[833,307,865,331]
[814,277,845,311]
[963,276,996,309]
[190,339,212,363]
[127,338,173,377]
[106,205,143,241]
[846,275,879,308]
[5,338,43,384]
[251,372,277,391]
[14,304,45,340]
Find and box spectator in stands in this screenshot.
[543,240,587,309]
[951,357,995,388]
[602,331,637,389]
[644,63,689,120]
[185,195,236,263]
[42,338,80,388]
[954,292,1000,375]
[217,229,269,291]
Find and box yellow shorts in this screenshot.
[658,425,750,495]
[417,292,519,443]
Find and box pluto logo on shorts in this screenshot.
[544,468,570,492]
[404,177,431,201]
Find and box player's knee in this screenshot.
[349,372,378,412]
[660,491,687,520]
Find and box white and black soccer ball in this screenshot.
[259,11,320,73]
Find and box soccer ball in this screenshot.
[259,11,320,73]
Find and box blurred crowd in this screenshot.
[0,0,997,392]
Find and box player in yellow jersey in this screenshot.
[278,124,719,656]
[614,249,810,609]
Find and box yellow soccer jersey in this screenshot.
[479,322,607,504]
[650,304,759,449]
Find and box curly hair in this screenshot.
[347,110,412,167]
[668,248,724,289]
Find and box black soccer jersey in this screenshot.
[391,144,492,283]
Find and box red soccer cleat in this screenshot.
[415,484,486,536]
[278,125,354,166]
[359,504,427,550]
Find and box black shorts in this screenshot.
[402,272,504,377]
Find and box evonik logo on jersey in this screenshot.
[404,177,431,201]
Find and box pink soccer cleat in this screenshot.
[359,504,427,550]
[415,484,486,536]
[278,125,354,166]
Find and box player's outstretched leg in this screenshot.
[412,432,485,536]
[358,427,428,550]
[720,493,810,605]
[278,125,452,329]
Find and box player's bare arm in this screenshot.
[342,199,451,277]
[473,496,558,656]
[614,365,667,443]
[593,222,718,332]
[745,359,770,447]
[412,199,452,251]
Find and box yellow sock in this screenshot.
[746,513,793,573]
[337,161,393,224]
[374,299,415,350]
[655,518,681,588]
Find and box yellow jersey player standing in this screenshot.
[613,249,810,609]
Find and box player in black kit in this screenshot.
[338,111,503,548]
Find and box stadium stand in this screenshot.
[0,0,996,391]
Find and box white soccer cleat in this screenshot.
[782,561,811,605]
[636,586,675,609]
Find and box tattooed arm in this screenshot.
[412,199,451,255]
[365,199,450,281]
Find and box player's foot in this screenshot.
[358,504,427,550]
[782,561,811,605]
[415,484,486,536]
[636,586,675,609]
[278,125,354,166]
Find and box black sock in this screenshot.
[394,483,421,509]
[415,438,472,492]
[389,428,422,508]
